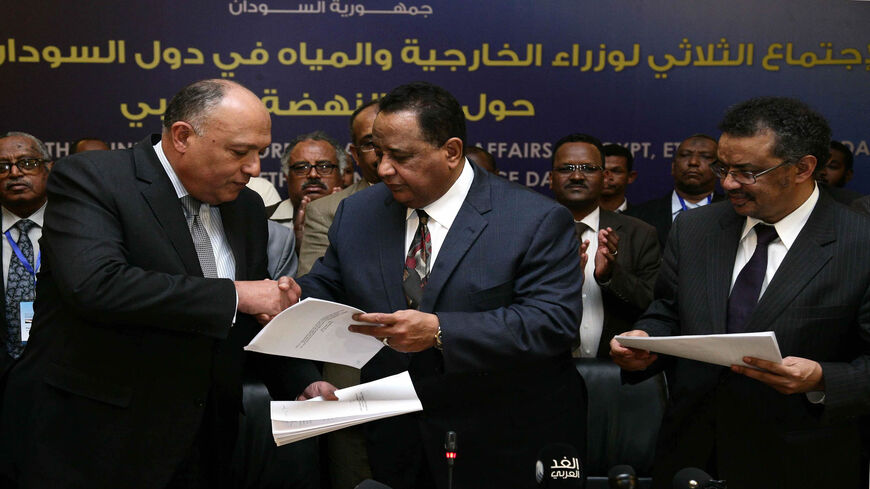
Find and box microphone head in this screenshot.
[444,430,458,451]
[672,467,711,489]
[535,443,584,488]
[354,480,393,489]
[608,465,637,489]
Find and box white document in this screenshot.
[244,297,384,368]
[614,331,783,368]
[270,371,423,445]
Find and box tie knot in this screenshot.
[575,221,592,238]
[181,195,203,217]
[754,224,778,246]
[416,209,429,225]
[15,219,35,234]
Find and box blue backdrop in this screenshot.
[2,0,868,200]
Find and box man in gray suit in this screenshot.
[549,133,660,358]
[611,97,870,488]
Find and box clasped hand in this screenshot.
[235,276,301,325]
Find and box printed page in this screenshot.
[245,297,384,368]
[614,331,782,368]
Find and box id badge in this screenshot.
[19,301,34,343]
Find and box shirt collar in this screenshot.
[154,138,189,199]
[577,206,601,232]
[739,184,820,250]
[2,203,46,234]
[405,158,474,229]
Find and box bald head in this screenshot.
[162,80,271,204]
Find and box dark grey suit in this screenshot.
[0,136,318,489]
[593,210,660,358]
[634,192,870,488]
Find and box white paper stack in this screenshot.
[614,331,783,368]
[245,297,385,368]
[271,371,423,446]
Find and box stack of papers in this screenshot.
[613,331,783,368]
[271,371,423,445]
[245,298,385,368]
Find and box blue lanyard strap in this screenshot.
[677,193,712,211]
[4,229,40,277]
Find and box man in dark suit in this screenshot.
[549,133,660,358]
[297,82,586,489]
[611,97,870,488]
[0,80,327,489]
[600,143,637,213]
[0,132,52,378]
[626,134,722,248]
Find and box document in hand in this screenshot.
[271,371,423,445]
[244,297,384,368]
[614,331,783,369]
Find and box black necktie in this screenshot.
[574,221,591,241]
[5,219,36,358]
[727,224,778,333]
[402,210,430,309]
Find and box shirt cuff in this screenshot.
[232,289,238,326]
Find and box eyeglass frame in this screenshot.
[553,163,604,175]
[0,158,51,176]
[710,159,795,185]
[287,161,340,177]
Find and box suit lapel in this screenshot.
[746,197,835,333]
[421,169,490,312]
[378,194,410,312]
[707,209,743,334]
[135,137,202,277]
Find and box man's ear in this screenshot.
[170,122,196,154]
[443,137,463,169]
[793,155,817,183]
[627,170,638,184]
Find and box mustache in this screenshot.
[4,178,32,190]
[302,179,327,191]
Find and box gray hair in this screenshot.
[1,131,51,160]
[280,131,347,176]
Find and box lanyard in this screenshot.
[677,193,712,211]
[4,229,40,278]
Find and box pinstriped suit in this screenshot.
[635,193,870,489]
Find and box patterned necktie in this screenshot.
[5,219,36,358]
[403,210,431,309]
[181,195,219,278]
[726,224,778,333]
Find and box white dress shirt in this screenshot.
[154,140,236,280]
[671,190,713,221]
[2,204,45,287]
[575,207,605,358]
[404,159,474,268]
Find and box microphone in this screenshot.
[354,480,393,489]
[672,467,727,489]
[535,443,585,488]
[608,465,636,489]
[444,431,457,489]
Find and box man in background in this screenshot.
[600,143,637,212]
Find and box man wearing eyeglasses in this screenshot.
[298,100,381,277]
[611,97,870,489]
[270,131,344,249]
[0,132,52,378]
[626,134,722,249]
[550,133,660,359]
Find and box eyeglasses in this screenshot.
[0,158,49,175]
[289,162,339,177]
[357,141,376,153]
[710,160,794,185]
[553,163,603,175]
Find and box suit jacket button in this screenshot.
[194,398,205,408]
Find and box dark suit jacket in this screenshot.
[633,193,870,489]
[593,210,660,358]
[626,191,723,250]
[853,194,870,216]
[0,136,318,489]
[298,164,587,489]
